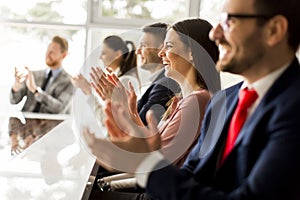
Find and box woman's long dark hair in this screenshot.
[103,35,138,77]
[162,18,221,120]
[171,18,221,94]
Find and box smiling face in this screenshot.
[99,43,121,69]
[45,42,66,69]
[158,28,193,83]
[209,0,267,75]
[136,32,163,71]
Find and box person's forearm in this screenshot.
[12,82,22,92]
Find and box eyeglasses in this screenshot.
[219,13,274,30]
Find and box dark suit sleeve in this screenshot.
[138,78,179,125]
[138,84,170,125]
[145,91,300,200]
[147,161,225,200]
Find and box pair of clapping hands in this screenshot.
[83,101,161,172]
[72,67,137,106]
[13,66,37,93]
[83,67,162,172]
[87,67,143,126]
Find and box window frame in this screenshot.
[0,0,203,62]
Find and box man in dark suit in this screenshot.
[136,22,180,125]
[10,35,73,114]
[84,0,300,199]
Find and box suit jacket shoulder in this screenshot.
[147,58,300,200]
[137,70,180,125]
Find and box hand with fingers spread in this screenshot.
[104,101,161,151]
[90,67,116,100]
[109,75,129,104]
[127,81,144,126]
[104,101,128,138]
[102,73,144,126]
[25,67,38,93]
[91,68,133,109]
[13,66,29,92]
[83,127,148,172]
[71,74,92,95]
[83,104,160,172]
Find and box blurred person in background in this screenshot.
[10,35,73,114]
[71,35,140,130]
[9,35,73,154]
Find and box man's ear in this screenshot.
[61,51,68,59]
[265,15,288,47]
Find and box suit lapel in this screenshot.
[153,69,165,83]
[191,85,241,181]
[138,70,165,107]
[198,84,241,162]
[235,57,299,148]
[194,57,300,179]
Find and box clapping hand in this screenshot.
[12,66,29,92]
[90,67,143,125]
[25,67,37,93]
[83,102,161,172]
[90,67,116,101]
[71,74,92,95]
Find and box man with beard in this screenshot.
[10,35,73,114]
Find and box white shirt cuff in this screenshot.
[35,87,44,101]
[135,151,164,188]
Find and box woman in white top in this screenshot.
[72,35,140,132]
[100,35,140,93]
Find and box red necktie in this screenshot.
[220,88,258,165]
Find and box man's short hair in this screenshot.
[254,0,300,51]
[142,22,168,46]
[52,35,69,52]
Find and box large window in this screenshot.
[0,0,202,108]
[100,0,187,20]
[0,0,88,122]
[0,0,258,118]
[0,0,87,24]
[0,0,261,117]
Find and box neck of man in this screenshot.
[147,63,164,74]
[242,49,295,84]
[49,65,61,70]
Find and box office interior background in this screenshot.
[0,0,299,127]
[0,1,300,199]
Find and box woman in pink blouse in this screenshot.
[154,18,220,166]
